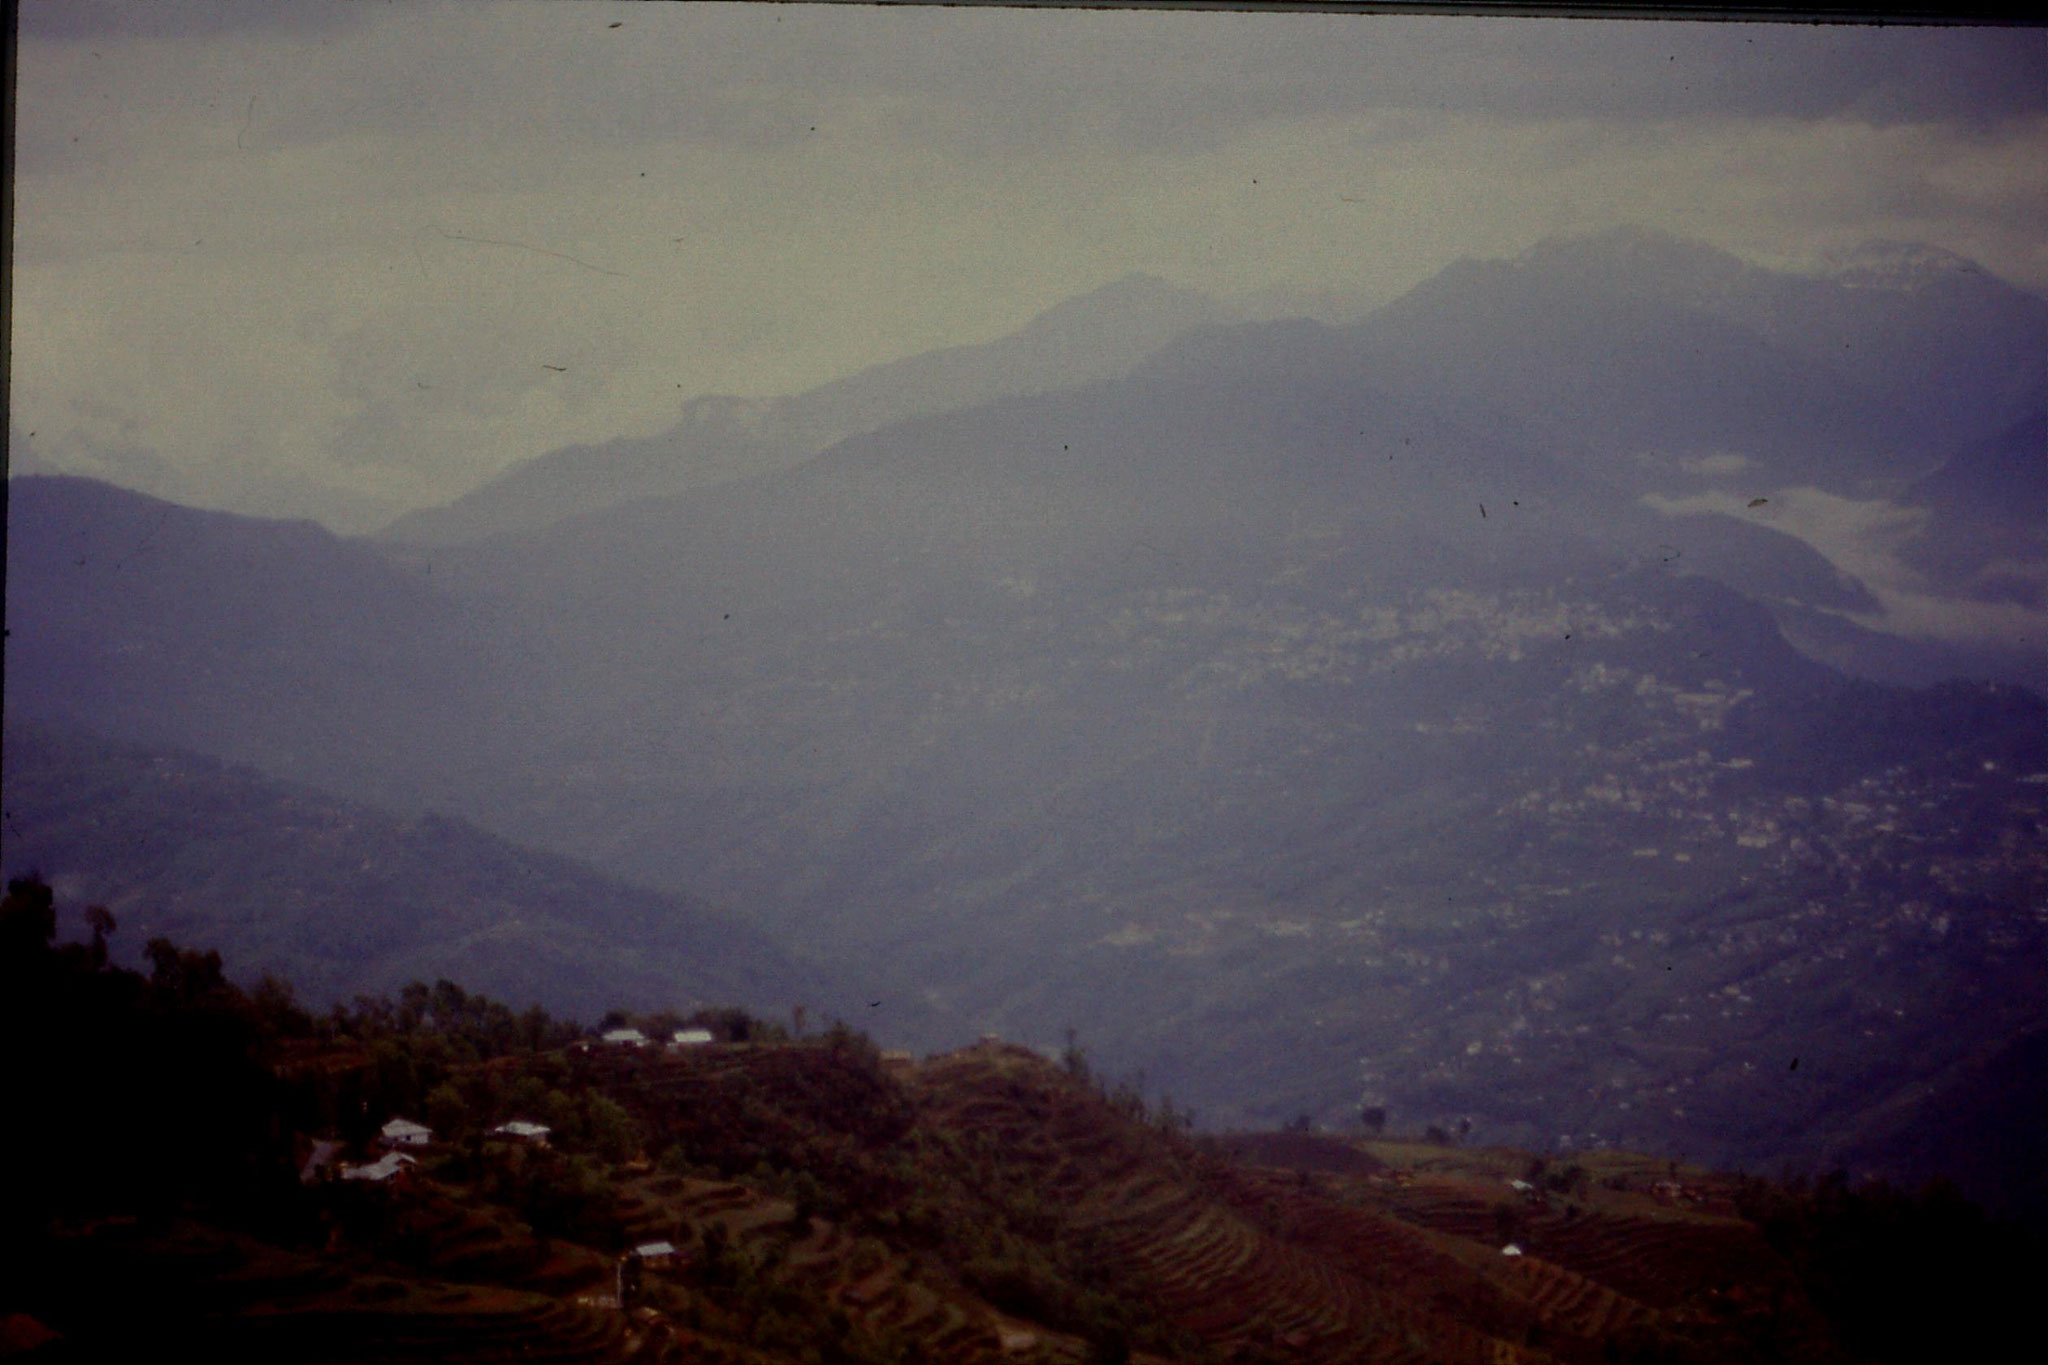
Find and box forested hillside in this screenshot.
[3,877,2037,1365]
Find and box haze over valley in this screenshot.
[8,2,2047,1247]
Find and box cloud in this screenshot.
[12,5,2048,529]
[19,0,363,43]
[20,6,2048,177]
[1646,488,2048,656]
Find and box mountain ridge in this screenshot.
[8,225,2044,1216]
[376,272,1234,547]
[0,719,838,1025]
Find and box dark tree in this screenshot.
[0,876,57,963]
[84,904,116,969]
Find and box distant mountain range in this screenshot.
[1142,227,2046,500]
[379,272,1234,545]
[8,227,2046,1212]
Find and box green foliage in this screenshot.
[1734,1170,2044,1364]
[1491,1202,1522,1245]
[248,973,315,1037]
[695,1218,746,1289]
[824,1017,881,1065]
[0,875,58,963]
[540,1087,585,1144]
[494,1148,621,1246]
[423,1081,468,1138]
[344,976,583,1056]
[686,1004,791,1044]
[145,937,231,1007]
[1544,1162,1587,1195]
[1084,1331,1132,1365]
[1061,1026,1092,1084]
[0,877,298,1237]
[585,1092,643,1163]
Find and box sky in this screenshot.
[11,1,2048,532]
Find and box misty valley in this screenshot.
[6,228,2047,1363]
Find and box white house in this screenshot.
[490,1120,552,1144]
[670,1028,714,1047]
[343,1152,418,1184]
[631,1241,679,1266]
[602,1028,650,1047]
[381,1117,432,1147]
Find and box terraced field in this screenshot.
[910,1045,1535,1364]
[906,1045,1847,1365]
[17,1035,1859,1364]
[219,1289,652,1365]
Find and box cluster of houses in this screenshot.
[303,1113,559,1187]
[300,1023,733,1195]
[300,1021,732,1189]
[588,1026,716,1049]
[300,1117,435,1187]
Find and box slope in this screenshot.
[0,720,827,1023]
[3,474,512,806]
[1899,410,2048,607]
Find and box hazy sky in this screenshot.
[12,2,2048,531]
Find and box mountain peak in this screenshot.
[1012,271,1228,345]
[1818,239,1990,292]
[1513,225,1757,287]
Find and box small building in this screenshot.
[490,1120,552,1144]
[342,1152,418,1184]
[381,1117,432,1147]
[632,1240,680,1268]
[615,1244,678,1307]
[670,1028,714,1047]
[1500,1243,1525,1257]
[602,1028,650,1047]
